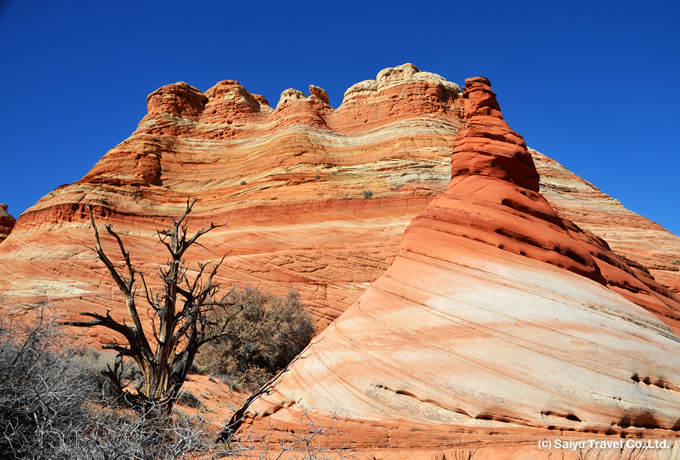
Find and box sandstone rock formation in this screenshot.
[0,63,678,355]
[0,64,464,338]
[533,150,680,295]
[231,77,680,458]
[0,204,15,244]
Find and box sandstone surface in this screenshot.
[232,77,680,458]
[1,64,680,456]
[0,64,464,339]
[1,64,677,339]
[0,204,15,244]
[533,150,680,295]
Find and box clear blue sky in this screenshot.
[1,0,678,235]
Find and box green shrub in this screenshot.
[362,190,373,199]
[195,288,315,390]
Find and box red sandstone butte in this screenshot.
[0,204,15,244]
[232,77,680,459]
[1,64,677,341]
[0,68,679,457]
[0,64,465,340]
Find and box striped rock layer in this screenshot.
[0,64,678,346]
[234,78,680,458]
[0,64,464,338]
[0,65,678,457]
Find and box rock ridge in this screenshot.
[231,77,680,456]
[0,64,467,333]
[436,77,680,328]
[0,64,678,346]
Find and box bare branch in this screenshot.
[86,206,131,298]
[84,207,153,365]
[65,199,236,419]
[197,311,242,347]
[101,343,133,356]
[62,311,129,337]
[104,223,135,291]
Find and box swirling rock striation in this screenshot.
[233,78,680,458]
[0,64,464,338]
[0,63,678,350]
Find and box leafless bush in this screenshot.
[226,410,356,459]
[0,301,221,459]
[195,287,315,390]
[72,405,227,460]
[0,302,100,458]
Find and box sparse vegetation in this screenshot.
[64,200,241,417]
[315,174,321,180]
[362,190,373,199]
[0,202,349,458]
[0,301,350,459]
[240,180,247,185]
[0,302,218,459]
[0,303,98,458]
[671,259,679,265]
[195,287,315,390]
[226,409,356,458]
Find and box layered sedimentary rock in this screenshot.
[0,63,678,344]
[0,204,15,244]
[0,64,463,338]
[533,150,680,294]
[234,78,680,458]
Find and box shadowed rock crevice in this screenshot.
[0,204,15,243]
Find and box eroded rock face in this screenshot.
[445,78,680,332]
[0,204,15,243]
[0,64,678,359]
[0,64,464,338]
[233,78,680,458]
[146,82,208,121]
[533,149,680,296]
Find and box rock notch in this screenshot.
[0,204,15,244]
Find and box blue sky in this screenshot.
[1,0,678,235]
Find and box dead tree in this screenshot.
[65,199,239,416]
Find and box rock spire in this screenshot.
[230,77,680,456]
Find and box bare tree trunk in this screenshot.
[64,199,240,416]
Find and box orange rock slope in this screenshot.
[0,64,463,337]
[233,78,680,458]
[533,150,680,295]
[0,64,678,343]
[0,204,15,244]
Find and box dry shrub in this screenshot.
[0,303,97,458]
[195,288,315,390]
[0,302,225,459]
[0,300,350,459]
